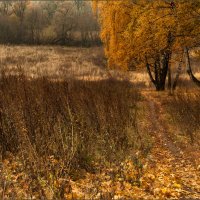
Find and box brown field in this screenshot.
[1,45,199,88]
[0,46,199,199]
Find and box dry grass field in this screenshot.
[0,45,200,199]
[1,45,199,88]
[0,46,107,80]
[0,45,156,87]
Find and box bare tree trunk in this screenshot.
[185,47,200,87]
[168,64,172,91]
[172,57,183,91]
[167,54,172,93]
[146,63,156,86]
[160,53,169,90]
[172,62,182,91]
[146,53,169,91]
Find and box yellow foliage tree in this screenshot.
[93,0,200,90]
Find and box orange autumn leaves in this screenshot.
[93,0,200,70]
[2,151,199,199]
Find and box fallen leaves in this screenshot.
[1,144,200,199]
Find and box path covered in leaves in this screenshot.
[66,92,200,199]
[1,92,200,199]
[64,92,200,199]
[141,92,200,199]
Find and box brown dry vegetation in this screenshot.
[0,46,199,199]
[0,73,142,162]
[0,46,152,199]
[167,90,200,146]
[0,46,107,80]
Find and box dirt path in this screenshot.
[1,88,199,199]
[142,91,200,199]
[144,92,181,156]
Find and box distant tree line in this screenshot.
[0,1,101,46]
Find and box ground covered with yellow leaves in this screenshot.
[1,92,200,199]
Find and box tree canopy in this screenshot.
[93,0,200,90]
[94,0,200,69]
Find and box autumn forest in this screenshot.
[0,0,200,199]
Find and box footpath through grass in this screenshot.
[0,72,200,199]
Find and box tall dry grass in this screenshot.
[0,45,107,80]
[0,69,143,169]
[0,46,152,198]
[168,91,200,145]
[0,69,145,198]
